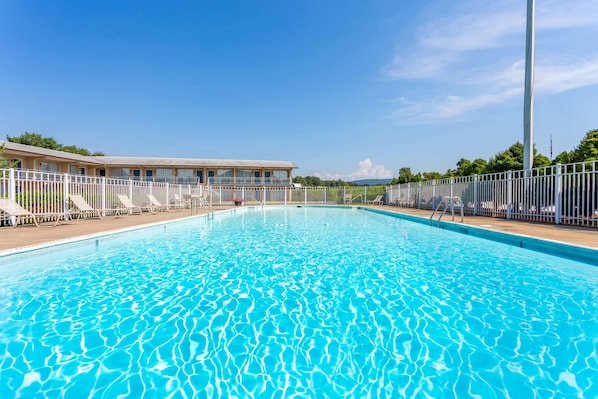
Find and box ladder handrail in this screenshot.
[345,193,364,206]
[430,196,464,223]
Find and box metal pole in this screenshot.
[523,0,535,172]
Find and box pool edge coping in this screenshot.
[0,209,235,258]
[362,206,598,266]
[2,205,596,266]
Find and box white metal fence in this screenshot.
[386,160,598,228]
[0,168,387,226]
[3,161,597,228]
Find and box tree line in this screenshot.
[2,130,597,185]
[1,132,104,168]
[391,129,598,184]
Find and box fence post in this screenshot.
[8,168,16,225]
[555,164,562,225]
[149,181,153,196]
[324,187,327,204]
[432,180,436,210]
[507,171,512,220]
[407,183,411,207]
[418,182,422,209]
[304,187,307,204]
[8,168,16,201]
[101,177,106,217]
[129,179,133,201]
[473,175,478,216]
[63,173,69,218]
[364,186,367,205]
[166,183,170,211]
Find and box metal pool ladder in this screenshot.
[430,196,464,222]
[191,194,214,217]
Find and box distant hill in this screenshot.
[350,178,393,186]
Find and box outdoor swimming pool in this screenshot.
[0,206,597,398]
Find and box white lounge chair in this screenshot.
[146,194,167,212]
[0,198,61,227]
[69,194,103,221]
[171,193,185,209]
[367,195,384,205]
[117,194,147,215]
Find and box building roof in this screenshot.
[1,140,104,164]
[1,140,298,169]
[93,156,297,169]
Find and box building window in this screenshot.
[110,168,130,179]
[145,170,153,181]
[79,167,86,175]
[41,162,59,173]
[156,168,173,183]
[273,170,288,185]
[216,169,233,184]
[69,165,78,175]
[132,169,141,181]
[10,159,23,169]
[236,169,251,184]
[196,170,204,184]
[177,169,194,183]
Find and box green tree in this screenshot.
[455,158,472,176]
[485,142,524,173]
[470,158,488,175]
[454,158,488,176]
[533,153,551,168]
[396,167,415,184]
[553,150,573,165]
[6,132,104,156]
[422,171,443,181]
[7,132,60,149]
[571,129,598,162]
[0,143,9,168]
[485,142,549,173]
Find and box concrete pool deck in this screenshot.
[0,205,596,253]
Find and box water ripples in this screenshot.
[0,207,597,398]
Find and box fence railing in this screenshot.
[0,168,387,226]
[385,161,598,228]
[3,161,598,228]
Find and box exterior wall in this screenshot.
[1,145,295,186]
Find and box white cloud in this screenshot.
[536,57,598,93]
[383,0,598,123]
[391,87,523,123]
[315,159,393,181]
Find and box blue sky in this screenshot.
[1,1,597,180]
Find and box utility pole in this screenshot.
[523,0,535,172]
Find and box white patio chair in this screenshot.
[117,194,147,215]
[69,194,103,221]
[146,194,167,212]
[0,198,61,227]
[366,195,384,205]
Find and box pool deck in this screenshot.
[377,205,598,250]
[0,205,596,254]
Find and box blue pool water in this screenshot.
[0,207,597,398]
